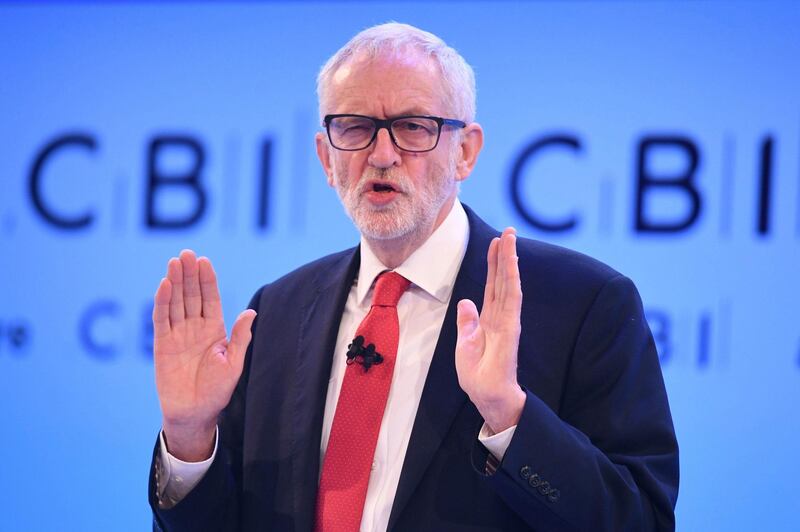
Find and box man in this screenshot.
[149,23,678,531]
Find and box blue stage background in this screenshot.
[1,1,798,529]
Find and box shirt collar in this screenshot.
[356,199,470,305]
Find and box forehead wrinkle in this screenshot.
[325,52,446,118]
[334,89,439,117]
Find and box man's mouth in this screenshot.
[361,180,404,206]
[369,182,398,194]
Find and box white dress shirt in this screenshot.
[156,199,517,530]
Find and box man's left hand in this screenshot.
[455,227,526,435]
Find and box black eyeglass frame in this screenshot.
[323,114,467,153]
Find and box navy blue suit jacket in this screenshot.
[150,205,678,531]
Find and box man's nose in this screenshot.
[367,128,402,168]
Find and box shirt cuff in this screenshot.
[478,422,517,463]
[155,427,218,509]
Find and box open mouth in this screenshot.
[371,182,397,193]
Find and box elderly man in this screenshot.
[149,23,678,532]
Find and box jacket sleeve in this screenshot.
[472,274,679,531]
[148,287,264,532]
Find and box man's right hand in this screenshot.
[153,250,257,462]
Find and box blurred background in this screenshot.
[1,1,798,529]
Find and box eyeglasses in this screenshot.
[323,114,467,153]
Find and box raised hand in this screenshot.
[153,250,256,461]
[455,228,526,434]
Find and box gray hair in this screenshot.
[316,22,477,124]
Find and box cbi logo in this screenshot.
[507,133,795,236]
[26,132,275,231]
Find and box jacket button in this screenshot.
[519,466,532,480]
[528,474,541,488]
[538,481,550,495]
[548,489,561,503]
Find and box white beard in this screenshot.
[333,156,458,242]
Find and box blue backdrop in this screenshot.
[1,1,798,530]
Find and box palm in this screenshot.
[457,309,520,400]
[153,251,256,433]
[455,229,525,433]
[155,313,235,424]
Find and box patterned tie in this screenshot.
[315,271,411,531]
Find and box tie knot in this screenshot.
[371,271,411,307]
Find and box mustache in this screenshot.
[358,168,411,193]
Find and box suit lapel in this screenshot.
[388,206,497,530]
[289,247,360,532]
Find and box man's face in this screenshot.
[316,51,466,243]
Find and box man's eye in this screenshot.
[396,120,433,134]
[338,124,371,136]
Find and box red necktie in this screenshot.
[315,271,411,531]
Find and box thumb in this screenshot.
[456,299,480,342]
[455,299,483,381]
[228,309,257,372]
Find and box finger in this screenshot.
[456,299,480,339]
[167,257,185,325]
[483,237,500,308]
[198,257,223,320]
[180,249,202,318]
[496,228,517,308]
[502,231,523,315]
[500,228,522,320]
[153,277,172,338]
[455,299,484,367]
[227,309,257,373]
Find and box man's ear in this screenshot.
[316,132,335,187]
[454,123,484,182]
